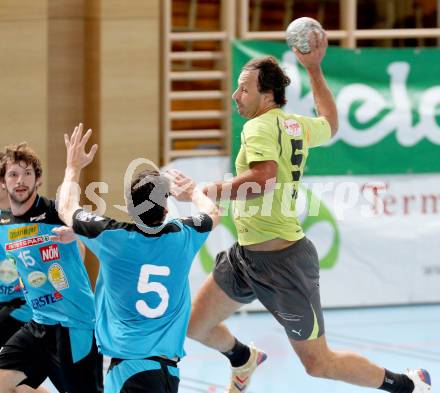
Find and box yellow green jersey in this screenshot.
[233,108,331,245]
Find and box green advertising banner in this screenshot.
[232,41,440,175]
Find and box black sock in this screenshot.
[221,338,251,367]
[378,369,415,393]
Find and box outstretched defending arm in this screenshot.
[57,123,98,227]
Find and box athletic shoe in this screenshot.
[406,369,431,392]
[225,344,267,393]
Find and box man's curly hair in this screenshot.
[0,143,42,180]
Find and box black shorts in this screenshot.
[0,314,25,348]
[0,320,103,393]
[106,357,179,393]
[0,299,27,348]
[213,237,325,341]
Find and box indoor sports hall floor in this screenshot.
[43,304,439,392]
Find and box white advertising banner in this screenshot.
[165,157,440,309]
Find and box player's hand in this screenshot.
[293,30,328,70]
[165,169,196,202]
[49,226,78,244]
[64,123,98,170]
[202,183,220,201]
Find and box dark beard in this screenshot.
[8,187,36,206]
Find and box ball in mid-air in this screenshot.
[285,17,325,54]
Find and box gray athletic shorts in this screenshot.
[213,237,325,341]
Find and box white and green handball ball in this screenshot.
[285,17,325,54]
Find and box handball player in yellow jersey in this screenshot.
[187,31,430,393]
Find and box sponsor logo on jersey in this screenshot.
[30,291,63,310]
[8,225,38,241]
[5,254,17,266]
[30,213,46,222]
[0,285,18,295]
[6,235,50,251]
[39,244,60,263]
[48,263,69,291]
[0,256,18,284]
[27,271,47,288]
[284,119,302,137]
[0,217,11,224]
[75,210,105,223]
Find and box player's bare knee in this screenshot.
[0,370,26,393]
[186,316,207,340]
[300,355,328,378]
[0,381,15,393]
[186,321,199,339]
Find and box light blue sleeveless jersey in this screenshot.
[72,209,212,359]
[0,196,95,329]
